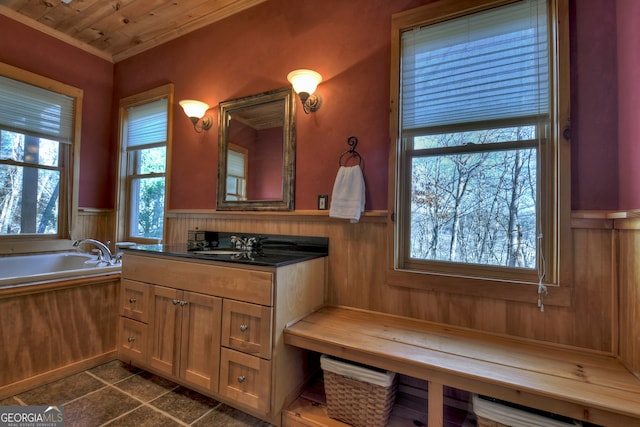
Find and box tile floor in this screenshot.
[0,360,273,427]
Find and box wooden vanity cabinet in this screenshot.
[118,252,326,426]
[148,285,222,391]
[120,279,149,322]
[220,347,271,412]
[118,317,147,364]
[222,299,272,359]
[118,279,150,364]
[219,298,273,412]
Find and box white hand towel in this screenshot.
[329,165,366,223]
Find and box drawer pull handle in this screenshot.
[172,299,180,305]
[237,375,246,384]
[240,324,249,332]
[129,298,137,303]
[127,337,135,343]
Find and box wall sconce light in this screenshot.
[287,69,322,114]
[179,99,212,132]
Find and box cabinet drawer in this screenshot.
[222,299,272,359]
[219,348,271,414]
[118,317,147,364]
[121,279,150,323]
[123,254,274,305]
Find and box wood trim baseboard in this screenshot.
[0,351,118,400]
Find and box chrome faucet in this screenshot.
[230,235,247,250]
[73,239,117,264]
[230,235,264,252]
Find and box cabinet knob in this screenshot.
[180,300,188,307]
[129,298,136,303]
[240,324,249,332]
[237,375,246,383]
[172,299,180,305]
[127,337,135,343]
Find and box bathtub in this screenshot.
[0,251,121,288]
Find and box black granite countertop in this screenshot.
[123,233,328,268]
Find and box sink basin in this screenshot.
[191,250,244,255]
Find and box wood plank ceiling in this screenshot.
[0,0,266,62]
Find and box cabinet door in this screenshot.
[121,279,150,322]
[219,348,271,414]
[118,317,147,364]
[179,291,222,392]
[222,299,272,359]
[148,285,181,377]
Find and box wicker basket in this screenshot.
[321,355,397,427]
[472,395,581,427]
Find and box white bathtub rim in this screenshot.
[0,268,121,289]
[0,252,121,288]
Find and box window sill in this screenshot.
[386,268,572,307]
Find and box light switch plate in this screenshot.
[318,194,328,210]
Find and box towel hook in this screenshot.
[347,136,358,152]
[339,136,362,166]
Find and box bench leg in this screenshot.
[428,381,444,427]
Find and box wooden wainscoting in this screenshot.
[0,277,120,399]
[616,216,640,378]
[76,208,115,243]
[165,210,618,355]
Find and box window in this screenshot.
[117,84,173,243]
[226,143,248,201]
[389,0,571,298]
[0,62,81,248]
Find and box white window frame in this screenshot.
[0,62,82,254]
[116,84,173,244]
[387,0,572,305]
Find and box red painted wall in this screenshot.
[113,0,425,210]
[0,0,631,211]
[0,16,114,209]
[617,0,640,210]
[569,0,619,210]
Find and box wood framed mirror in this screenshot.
[217,87,296,211]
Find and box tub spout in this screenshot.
[73,239,115,265]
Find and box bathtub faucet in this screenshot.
[72,239,117,265]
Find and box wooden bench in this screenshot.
[283,305,640,427]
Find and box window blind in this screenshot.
[126,98,168,149]
[0,75,75,143]
[401,0,549,130]
[227,150,246,178]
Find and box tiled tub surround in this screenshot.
[1,360,272,427]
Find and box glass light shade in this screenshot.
[287,69,322,95]
[179,100,210,118]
